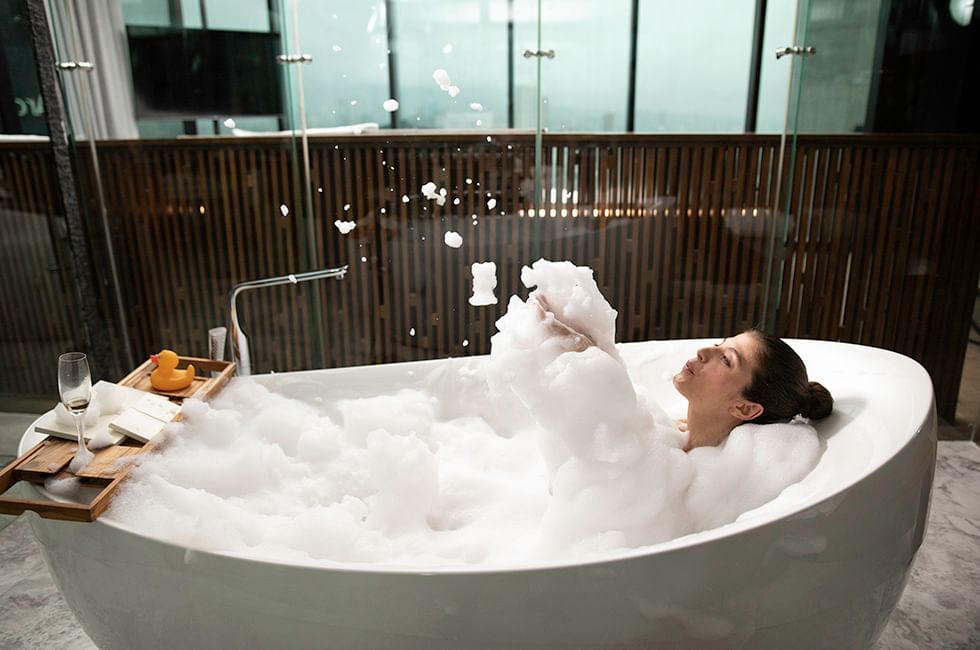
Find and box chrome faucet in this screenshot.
[229,266,349,376]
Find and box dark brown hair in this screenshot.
[741,329,834,424]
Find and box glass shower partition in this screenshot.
[268,0,536,369]
[527,0,806,346]
[42,0,319,383]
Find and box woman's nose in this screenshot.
[697,348,708,362]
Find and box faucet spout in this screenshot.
[229,265,349,376]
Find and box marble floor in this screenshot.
[0,442,977,648]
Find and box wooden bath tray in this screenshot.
[0,356,235,522]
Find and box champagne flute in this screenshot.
[58,352,94,472]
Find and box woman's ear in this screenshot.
[730,400,764,422]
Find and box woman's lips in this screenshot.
[684,361,694,374]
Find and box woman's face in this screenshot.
[673,332,764,417]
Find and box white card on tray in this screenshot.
[131,393,181,422]
[34,410,125,445]
[108,408,167,443]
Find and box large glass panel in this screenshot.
[755,0,803,132]
[284,0,392,130]
[521,0,632,132]
[277,0,514,132]
[119,0,284,137]
[528,0,803,342]
[634,1,757,133]
[247,0,536,370]
[391,0,511,129]
[793,0,883,133]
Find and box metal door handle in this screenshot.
[523,49,556,59]
[775,46,816,59]
[56,61,94,71]
[276,54,314,64]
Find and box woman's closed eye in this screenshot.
[715,343,731,366]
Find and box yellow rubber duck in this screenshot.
[149,349,196,391]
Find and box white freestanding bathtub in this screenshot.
[20,338,937,649]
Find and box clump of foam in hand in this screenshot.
[469,262,497,305]
[334,220,356,235]
[444,231,462,248]
[106,258,821,567]
[486,260,660,477]
[518,259,621,359]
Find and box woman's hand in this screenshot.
[531,294,595,353]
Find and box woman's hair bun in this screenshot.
[803,381,834,420]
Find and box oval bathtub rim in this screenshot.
[21,338,937,576]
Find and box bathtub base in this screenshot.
[24,513,924,650]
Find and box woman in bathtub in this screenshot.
[492,283,836,551]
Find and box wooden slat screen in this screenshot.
[0,143,80,399]
[774,137,980,419]
[1,133,977,421]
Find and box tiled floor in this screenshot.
[0,516,97,649]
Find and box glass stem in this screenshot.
[73,411,87,451]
